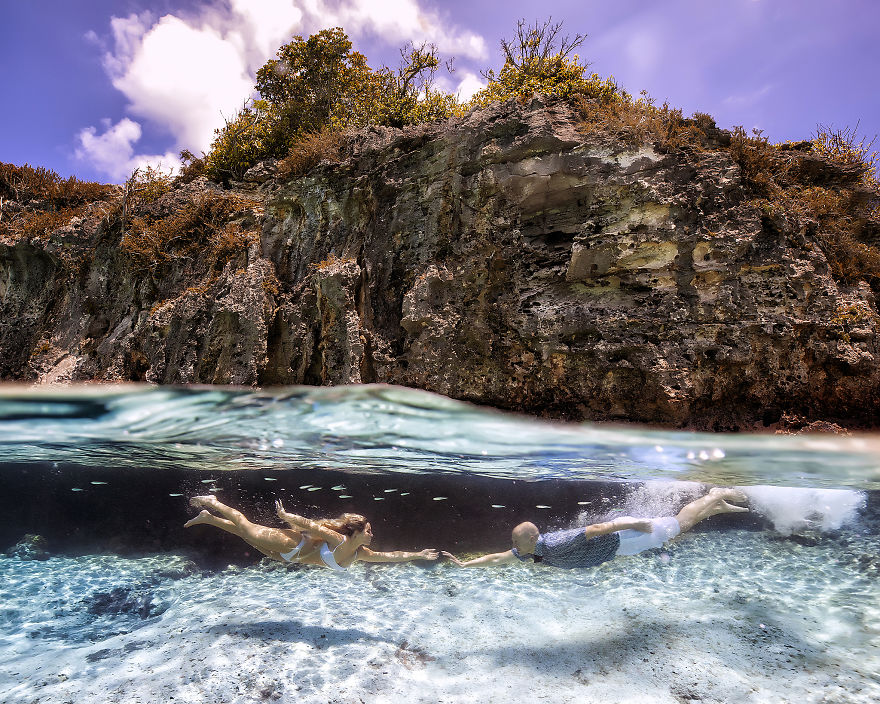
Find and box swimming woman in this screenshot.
[184,495,439,570]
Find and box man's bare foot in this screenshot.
[184,509,213,528]
[716,500,749,513]
[190,495,218,509]
[708,487,749,504]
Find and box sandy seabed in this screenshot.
[1,529,878,704]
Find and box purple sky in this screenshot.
[2,0,878,184]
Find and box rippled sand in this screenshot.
[2,529,878,704]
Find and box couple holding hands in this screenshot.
[185,486,749,572]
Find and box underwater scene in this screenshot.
[1,384,878,704]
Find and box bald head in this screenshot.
[511,521,540,553]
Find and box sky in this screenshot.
[1,0,878,184]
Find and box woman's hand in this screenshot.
[441,551,464,566]
[275,499,288,519]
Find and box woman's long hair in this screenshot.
[318,512,368,536]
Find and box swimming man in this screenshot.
[442,487,749,568]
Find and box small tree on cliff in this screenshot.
[194,28,457,182]
[470,18,625,106]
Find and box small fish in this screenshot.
[169,493,183,497]
[339,495,353,499]
[331,485,346,491]
[200,479,215,484]
[535,505,551,509]
[90,481,108,485]
[577,501,591,505]
[307,487,321,492]
[433,497,448,501]
[384,489,397,493]
[299,485,313,489]
[71,488,84,492]
[264,477,277,481]
[209,488,221,493]
[373,497,384,501]
[491,504,506,508]
[400,492,410,496]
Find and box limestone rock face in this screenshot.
[2,97,879,429]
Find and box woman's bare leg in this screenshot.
[190,495,250,525]
[675,487,749,533]
[184,509,237,532]
[186,495,296,553]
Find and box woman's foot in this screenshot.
[190,495,218,509]
[184,509,213,528]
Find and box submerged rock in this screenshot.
[83,583,167,619]
[4,533,50,560]
[2,96,879,429]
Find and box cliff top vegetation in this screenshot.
[1,19,878,289]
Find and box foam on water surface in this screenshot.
[1,385,879,488]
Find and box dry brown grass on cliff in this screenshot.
[277,128,344,179]
[575,94,712,151]
[121,191,260,270]
[0,162,114,241]
[0,162,113,207]
[727,126,880,286]
[576,93,880,288]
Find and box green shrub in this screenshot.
[197,29,459,183]
[469,19,627,107]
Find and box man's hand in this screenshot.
[419,549,440,560]
[619,517,654,533]
[275,499,288,519]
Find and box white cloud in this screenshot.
[78,0,487,180]
[455,71,486,102]
[723,83,774,108]
[75,118,179,183]
[107,14,257,151]
[309,0,488,59]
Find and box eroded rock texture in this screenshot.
[2,97,879,429]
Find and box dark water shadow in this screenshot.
[469,609,836,676]
[206,619,384,648]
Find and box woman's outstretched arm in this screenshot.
[274,500,343,544]
[441,550,519,567]
[357,547,440,563]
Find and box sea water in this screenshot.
[0,385,877,703]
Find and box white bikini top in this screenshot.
[319,538,348,572]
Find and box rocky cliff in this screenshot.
[2,97,879,429]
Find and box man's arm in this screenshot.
[357,547,439,563]
[584,516,653,539]
[441,550,519,567]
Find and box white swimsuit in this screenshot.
[279,536,307,562]
[319,538,348,572]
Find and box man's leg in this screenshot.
[675,487,749,533]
